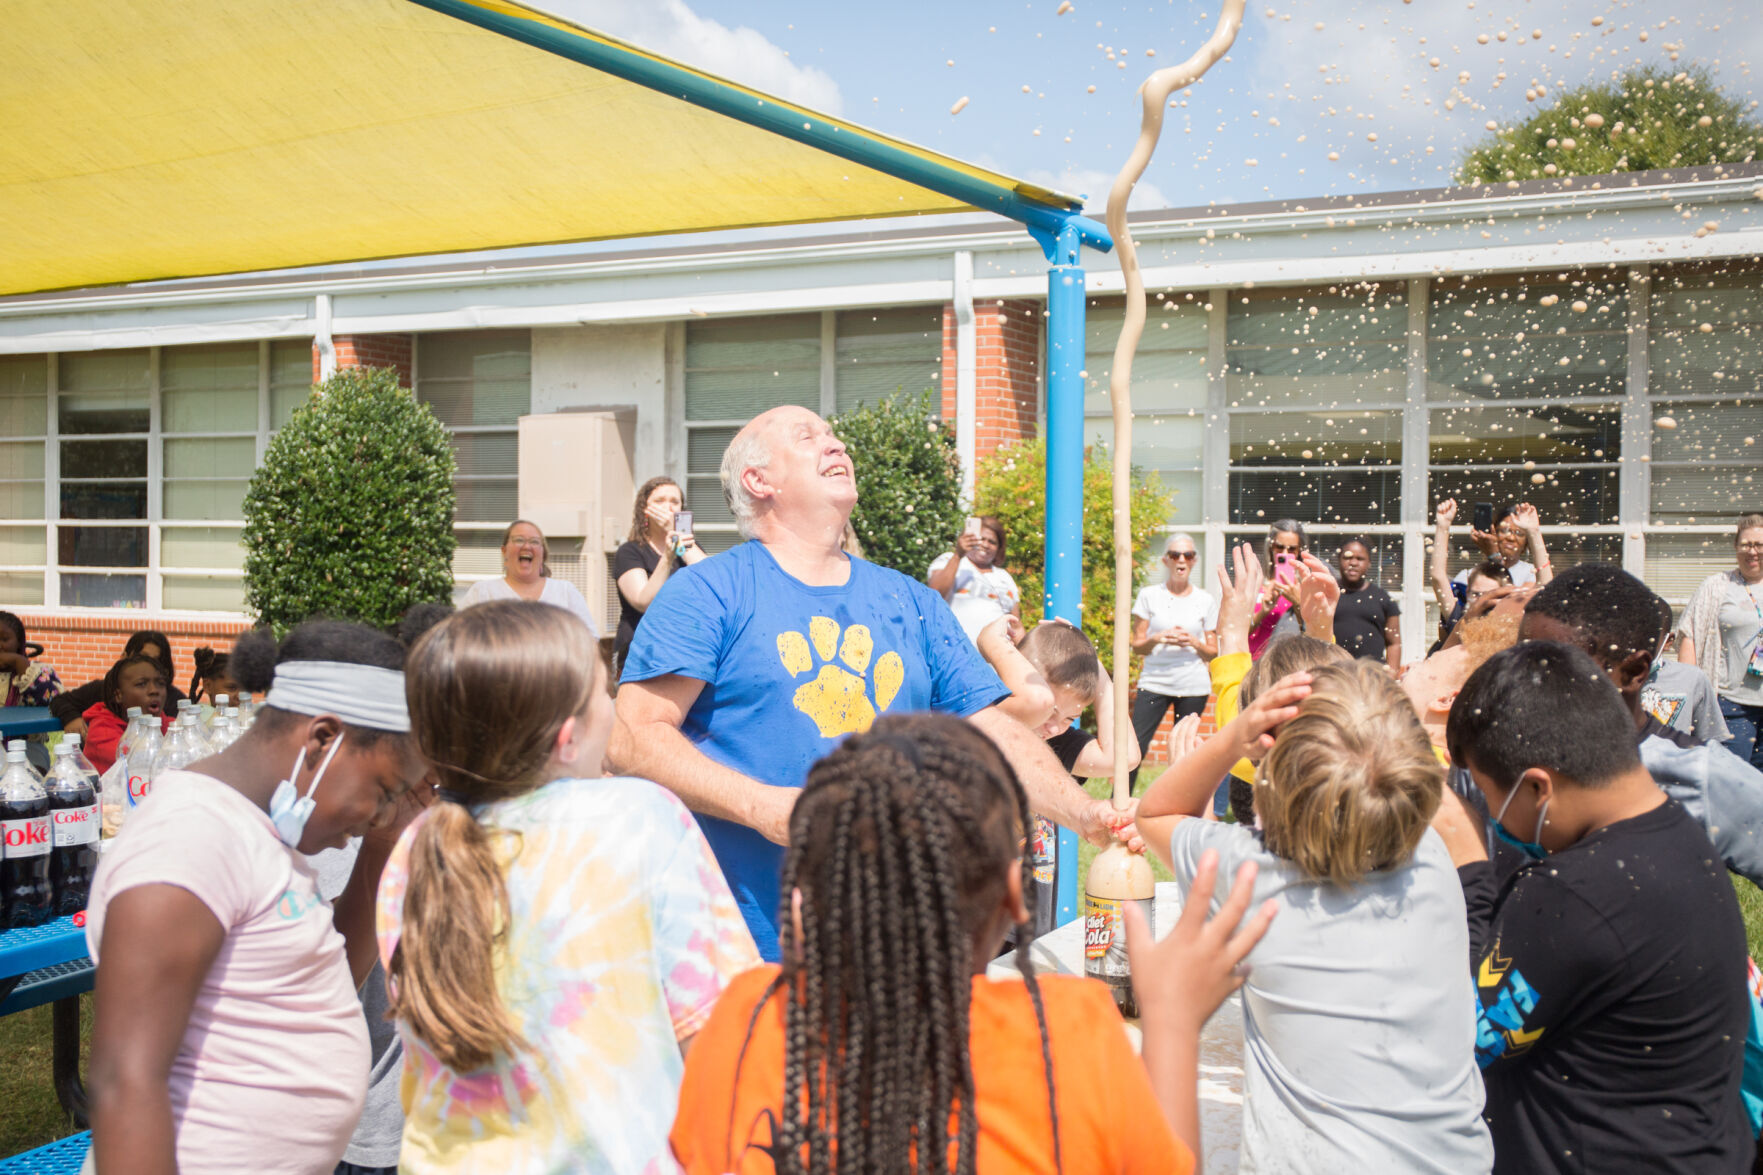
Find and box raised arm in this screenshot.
[610,675,799,845]
[1430,499,1458,609]
[1511,503,1553,586]
[1296,554,1340,643]
[927,534,973,599]
[974,617,1055,729]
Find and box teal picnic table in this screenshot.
[0,916,93,1128]
[0,708,60,738]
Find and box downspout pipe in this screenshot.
[314,293,337,380]
[953,251,977,505]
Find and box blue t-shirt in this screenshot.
[621,540,1010,960]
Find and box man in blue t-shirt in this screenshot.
[613,405,1134,960]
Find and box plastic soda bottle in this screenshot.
[45,743,98,914]
[0,744,53,928]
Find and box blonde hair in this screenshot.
[1255,659,1442,886]
[1239,634,1350,710]
[389,600,599,1071]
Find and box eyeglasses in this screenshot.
[507,537,545,549]
[1739,542,1763,554]
[1165,551,1196,561]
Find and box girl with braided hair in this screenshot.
[671,712,1274,1175]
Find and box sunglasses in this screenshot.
[1270,542,1302,554]
[1165,551,1197,561]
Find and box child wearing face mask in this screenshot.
[379,599,758,1175]
[84,621,427,1175]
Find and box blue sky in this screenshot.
[557,0,1761,212]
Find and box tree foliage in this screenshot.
[831,390,965,577]
[1458,66,1762,185]
[243,366,457,634]
[973,439,1174,673]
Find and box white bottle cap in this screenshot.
[6,747,25,762]
[64,732,81,747]
[6,739,23,752]
[215,694,229,707]
[126,706,142,718]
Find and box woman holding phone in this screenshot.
[461,520,600,637]
[927,515,1021,645]
[1248,519,1307,657]
[614,477,707,674]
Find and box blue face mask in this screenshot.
[267,732,345,849]
[1488,780,1549,861]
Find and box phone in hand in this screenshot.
[965,515,983,538]
[673,511,693,539]
[1472,502,1494,533]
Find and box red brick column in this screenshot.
[940,299,1044,467]
[16,612,249,697]
[314,334,414,387]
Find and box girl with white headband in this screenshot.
[379,598,757,1175]
[84,620,428,1175]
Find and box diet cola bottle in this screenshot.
[0,744,52,928]
[46,743,98,914]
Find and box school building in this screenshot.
[0,162,1758,697]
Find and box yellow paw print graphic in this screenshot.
[777,617,905,738]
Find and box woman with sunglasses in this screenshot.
[460,520,599,636]
[1128,533,1217,793]
[1247,520,1308,657]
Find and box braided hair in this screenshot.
[747,713,1062,1175]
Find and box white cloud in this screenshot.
[1026,167,1172,213]
[538,0,843,114]
[1242,0,1762,188]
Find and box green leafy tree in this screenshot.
[1459,66,1762,185]
[243,366,456,633]
[831,390,964,576]
[973,439,1174,672]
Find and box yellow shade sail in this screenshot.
[0,0,1089,297]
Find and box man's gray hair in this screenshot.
[1165,531,1198,552]
[720,426,773,538]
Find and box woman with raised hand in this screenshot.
[670,712,1274,1175]
[461,520,599,637]
[379,599,757,1174]
[86,621,427,1175]
[614,477,706,674]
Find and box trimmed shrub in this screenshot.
[973,438,1174,671]
[831,390,964,577]
[243,366,456,633]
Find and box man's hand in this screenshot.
[1296,554,1339,638]
[1435,498,1458,529]
[1214,543,1264,655]
[1078,797,1145,853]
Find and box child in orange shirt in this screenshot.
[670,711,1275,1175]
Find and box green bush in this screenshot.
[831,389,964,577]
[973,439,1174,672]
[243,366,457,633]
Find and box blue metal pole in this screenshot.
[1044,219,1086,927]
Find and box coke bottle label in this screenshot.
[127,774,150,807]
[2,814,51,858]
[51,805,99,846]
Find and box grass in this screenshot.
[0,994,93,1157]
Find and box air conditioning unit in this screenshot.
[518,408,636,633]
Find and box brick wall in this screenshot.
[15,612,249,698]
[315,334,414,387]
[939,299,1043,465]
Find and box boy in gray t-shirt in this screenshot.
[1644,655,1730,744]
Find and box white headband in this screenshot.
[264,661,410,733]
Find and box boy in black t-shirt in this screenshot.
[1439,642,1752,1175]
[1331,539,1401,669]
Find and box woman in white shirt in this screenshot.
[926,516,1021,644]
[460,520,599,637]
[1129,533,1218,792]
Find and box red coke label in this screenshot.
[2,815,51,858]
[52,805,98,847]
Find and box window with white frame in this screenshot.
[1084,297,1206,525]
[0,340,315,613]
[684,307,944,554]
[412,330,532,585]
[1226,284,1406,529]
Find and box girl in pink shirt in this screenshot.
[86,620,429,1175]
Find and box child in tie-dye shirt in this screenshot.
[378,600,758,1175]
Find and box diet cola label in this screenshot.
[2,814,52,858]
[52,805,99,846]
[126,773,150,808]
[1083,893,1152,981]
